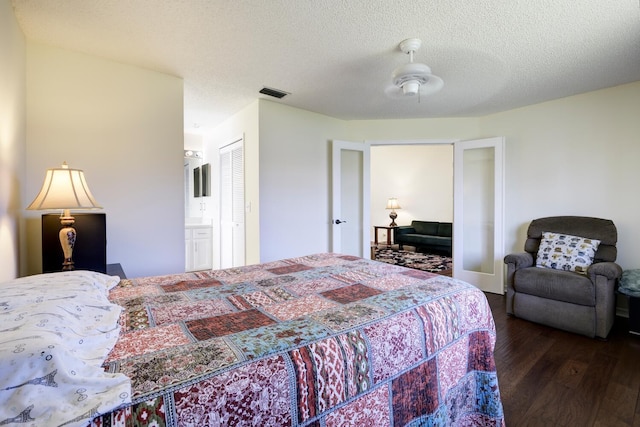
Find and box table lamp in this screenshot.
[386,197,401,227]
[27,162,102,271]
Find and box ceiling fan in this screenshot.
[387,38,443,98]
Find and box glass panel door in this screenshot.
[453,137,504,294]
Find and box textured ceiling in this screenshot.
[10,0,640,132]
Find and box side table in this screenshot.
[619,269,640,335]
[107,263,127,279]
[373,226,398,247]
[629,297,640,336]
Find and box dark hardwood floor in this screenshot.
[485,293,640,427]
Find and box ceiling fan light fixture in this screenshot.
[392,62,432,87]
[402,80,420,96]
[390,38,443,98]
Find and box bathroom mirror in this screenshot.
[201,163,211,197]
[184,150,203,219]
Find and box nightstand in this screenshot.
[619,269,640,335]
[106,263,126,279]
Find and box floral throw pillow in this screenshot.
[536,232,601,275]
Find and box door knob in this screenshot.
[334,219,347,224]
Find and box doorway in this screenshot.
[367,138,505,294]
[370,143,453,238]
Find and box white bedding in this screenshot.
[0,270,131,427]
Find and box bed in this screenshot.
[1,253,504,426]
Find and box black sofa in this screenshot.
[395,220,452,256]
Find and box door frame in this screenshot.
[364,138,504,294]
[331,139,455,256]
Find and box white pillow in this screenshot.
[2,270,121,293]
[536,232,601,275]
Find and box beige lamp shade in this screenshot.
[385,198,401,210]
[27,162,101,271]
[27,162,102,211]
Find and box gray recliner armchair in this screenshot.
[504,216,622,339]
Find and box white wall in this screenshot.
[25,42,185,278]
[206,107,478,265]
[184,132,203,152]
[0,2,26,281]
[347,117,481,141]
[258,100,348,262]
[482,81,640,271]
[350,83,640,272]
[207,82,640,278]
[370,144,453,242]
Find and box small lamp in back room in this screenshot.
[385,197,401,227]
[27,162,102,271]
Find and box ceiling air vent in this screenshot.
[259,87,289,99]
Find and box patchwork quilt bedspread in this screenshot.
[93,253,503,426]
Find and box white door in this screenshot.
[453,137,505,294]
[220,139,245,268]
[331,140,370,257]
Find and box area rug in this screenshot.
[373,248,453,277]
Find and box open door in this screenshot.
[331,140,370,257]
[453,137,505,294]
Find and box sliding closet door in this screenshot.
[220,139,245,268]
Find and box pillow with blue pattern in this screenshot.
[536,232,601,275]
